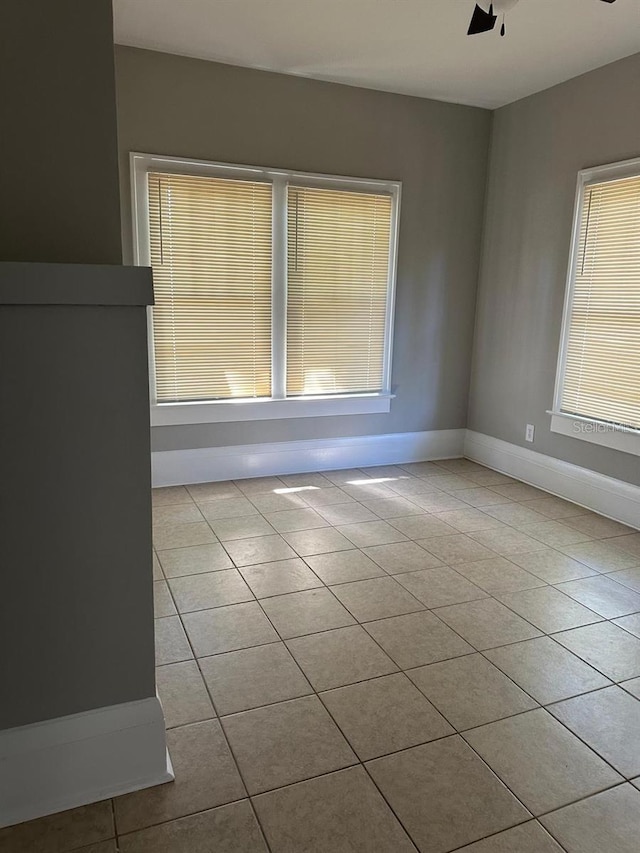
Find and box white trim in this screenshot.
[130,152,401,426]
[464,430,640,529]
[151,393,393,425]
[0,697,173,829]
[549,412,640,456]
[552,156,640,453]
[151,429,465,486]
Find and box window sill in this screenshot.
[150,393,393,426]
[549,412,640,457]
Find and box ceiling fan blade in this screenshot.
[468,3,497,35]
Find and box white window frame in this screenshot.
[550,156,640,457]
[130,152,400,426]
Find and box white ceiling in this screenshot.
[113,0,640,109]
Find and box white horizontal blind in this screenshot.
[561,174,640,431]
[148,172,272,402]
[286,185,392,397]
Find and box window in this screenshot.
[131,154,400,425]
[551,157,640,456]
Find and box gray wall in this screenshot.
[0,3,156,728]
[468,53,640,486]
[0,2,122,264]
[114,46,492,453]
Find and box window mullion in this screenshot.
[271,176,287,400]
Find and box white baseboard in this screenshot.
[465,430,640,528]
[0,696,173,828]
[151,429,465,487]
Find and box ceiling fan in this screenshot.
[468,0,617,37]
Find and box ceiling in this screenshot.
[113,0,640,109]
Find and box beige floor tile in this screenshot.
[153,580,176,617]
[152,503,204,526]
[336,520,408,547]
[152,486,194,507]
[199,642,312,714]
[0,801,114,853]
[614,613,640,638]
[449,487,512,508]
[252,766,415,853]
[435,598,541,650]
[483,503,549,528]
[286,625,398,690]
[155,615,193,665]
[549,686,640,778]
[239,558,323,598]
[152,552,163,580]
[389,514,457,540]
[299,486,356,507]
[555,575,640,619]
[182,602,279,657]
[367,736,529,853]
[362,496,425,519]
[209,515,276,542]
[361,463,416,478]
[485,636,611,704]
[260,587,355,638]
[248,492,308,513]
[304,549,384,585]
[221,695,356,794]
[158,543,233,577]
[114,720,245,834]
[364,611,473,668]
[283,527,355,556]
[521,520,594,548]
[342,482,398,501]
[453,557,544,594]
[497,586,603,633]
[554,622,640,682]
[73,842,118,853]
[621,677,640,699]
[561,540,639,572]
[436,459,486,475]
[198,496,259,520]
[463,470,515,487]
[422,473,477,492]
[431,508,506,533]
[409,490,469,512]
[153,521,217,551]
[464,708,621,815]
[408,653,538,730]
[279,471,332,488]
[235,476,286,495]
[519,496,589,520]
[363,540,444,573]
[490,482,548,502]
[320,672,453,760]
[395,566,488,608]
[224,534,297,567]
[330,576,425,621]
[470,527,546,556]
[399,461,443,476]
[455,821,563,852]
[323,468,371,485]
[606,533,640,558]
[419,533,497,565]
[509,548,598,583]
[607,566,640,592]
[187,482,242,502]
[540,784,640,853]
[156,660,215,728]
[168,569,253,613]
[263,507,329,533]
[118,802,268,853]
[565,514,637,539]
[315,502,379,525]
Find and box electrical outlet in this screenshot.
[525,424,535,443]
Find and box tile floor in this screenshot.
[3,458,640,852]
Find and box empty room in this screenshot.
[2,1,640,851]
